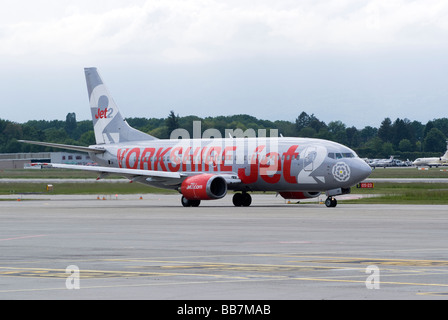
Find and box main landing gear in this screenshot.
[325,196,337,208]
[232,192,252,207]
[181,196,201,207]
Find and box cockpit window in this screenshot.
[342,153,355,158]
[328,152,356,159]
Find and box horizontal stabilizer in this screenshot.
[18,140,106,154]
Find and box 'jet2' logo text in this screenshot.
[95,107,114,119]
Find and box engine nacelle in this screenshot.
[279,191,321,200]
[180,174,228,200]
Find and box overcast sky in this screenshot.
[1,0,448,128]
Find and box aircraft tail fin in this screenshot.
[442,150,448,159]
[85,67,157,144]
[444,141,448,159]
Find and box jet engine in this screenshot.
[279,191,321,199]
[180,174,228,200]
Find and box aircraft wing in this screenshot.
[51,163,181,179]
[49,163,241,188]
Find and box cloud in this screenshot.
[1,0,448,64]
[1,0,448,127]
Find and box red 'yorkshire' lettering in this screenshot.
[125,148,140,169]
[117,148,128,168]
[168,147,182,172]
[205,147,221,172]
[140,147,155,170]
[221,146,236,172]
[117,144,300,185]
[191,147,201,171]
[199,147,208,171]
[181,147,192,171]
[153,147,171,171]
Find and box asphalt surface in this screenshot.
[1,194,448,300]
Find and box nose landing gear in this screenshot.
[325,196,337,208]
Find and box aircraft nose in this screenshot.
[353,159,372,182]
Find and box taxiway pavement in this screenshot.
[1,194,448,300]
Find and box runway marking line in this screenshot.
[118,259,370,274]
[251,254,448,267]
[0,266,247,280]
[296,257,448,267]
[2,272,448,295]
[293,276,448,288]
[3,255,448,294]
[417,292,448,296]
[0,235,46,242]
[114,257,448,290]
[0,277,290,294]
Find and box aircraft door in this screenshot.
[303,147,317,172]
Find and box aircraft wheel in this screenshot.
[232,193,243,206]
[182,196,201,207]
[332,198,337,207]
[325,197,337,208]
[181,196,191,207]
[191,200,201,207]
[242,193,252,207]
[233,193,252,207]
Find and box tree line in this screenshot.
[1,110,447,160]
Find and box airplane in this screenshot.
[369,156,395,168]
[413,142,448,168]
[20,68,372,208]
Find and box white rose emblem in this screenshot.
[332,162,351,182]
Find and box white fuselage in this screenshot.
[90,137,372,193]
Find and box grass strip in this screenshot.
[0,182,177,195]
[346,182,448,204]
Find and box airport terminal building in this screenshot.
[0,152,93,169]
